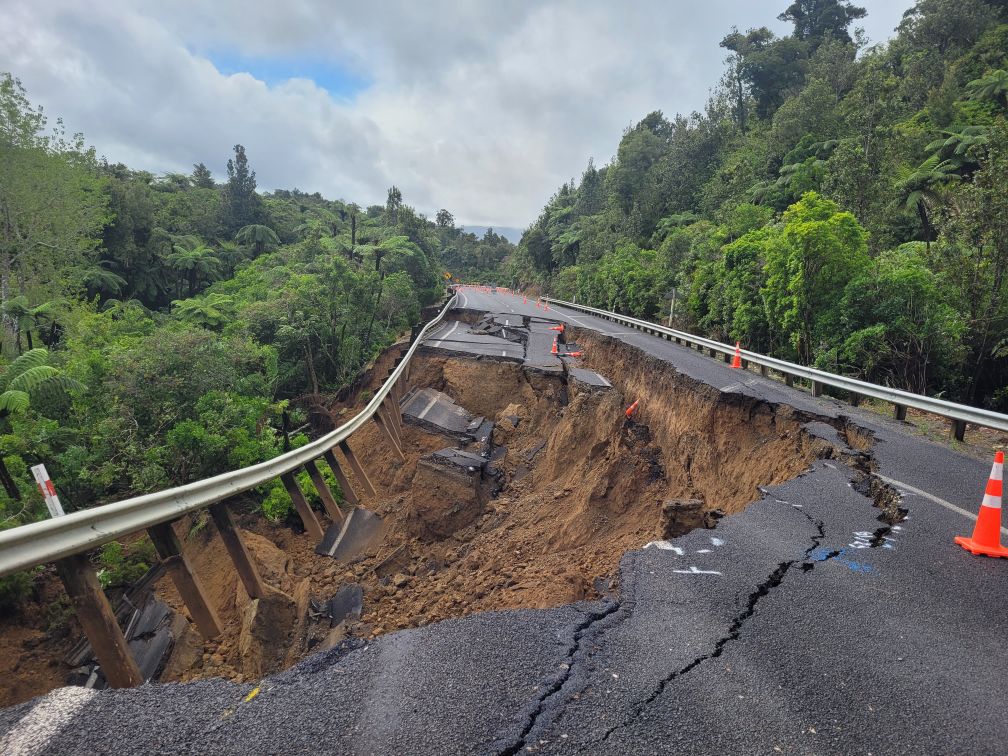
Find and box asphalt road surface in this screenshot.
[2,288,1004,755]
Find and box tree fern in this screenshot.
[0,390,30,414]
[8,365,60,393]
[0,348,50,389]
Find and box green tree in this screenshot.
[778,0,867,49]
[0,74,109,346]
[191,162,215,189]
[761,192,870,362]
[221,144,261,233]
[235,224,280,256]
[166,236,222,297]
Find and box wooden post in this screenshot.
[304,459,344,523]
[148,521,223,638]
[383,396,404,438]
[55,554,143,688]
[785,375,794,387]
[951,419,967,442]
[849,391,862,407]
[723,352,731,365]
[209,503,267,600]
[280,472,324,541]
[339,440,377,497]
[760,365,768,377]
[708,348,717,358]
[374,412,406,462]
[893,404,907,422]
[323,448,359,506]
[811,381,823,398]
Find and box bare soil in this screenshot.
[1,326,880,703]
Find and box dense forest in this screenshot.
[0,69,512,575]
[507,0,1008,409]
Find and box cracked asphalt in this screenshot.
[2,289,1005,755]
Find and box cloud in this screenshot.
[0,0,913,228]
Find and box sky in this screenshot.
[1,1,914,230]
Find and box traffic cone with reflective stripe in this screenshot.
[625,399,639,419]
[731,342,742,369]
[955,451,1008,558]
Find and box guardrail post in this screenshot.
[760,365,768,377]
[55,553,143,688]
[785,375,794,387]
[893,404,907,422]
[384,396,404,438]
[208,503,267,600]
[323,449,359,506]
[811,381,823,398]
[148,521,223,638]
[849,391,862,407]
[304,459,344,523]
[339,440,377,497]
[374,410,406,462]
[951,419,967,442]
[280,472,325,541]
[708,348,717,358]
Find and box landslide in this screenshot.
[0,327,863,700]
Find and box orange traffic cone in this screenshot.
[625,399,639,419]
[567,351,583,358]
[523,295,527,304]
[549,324,564,332]
[955,451,1008,558]
[551,338,558,355]
[730,342,742,369]
[544,302,549,311]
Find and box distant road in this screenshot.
[2,289,1004,755]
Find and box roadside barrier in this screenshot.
[543,297,1008,442]
[956,451,1008,558]
[0,293,459,687]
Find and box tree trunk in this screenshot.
[0,456,22,501]
[1,253,16,348]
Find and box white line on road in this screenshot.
[458,290,468,308]
[0,686,97,756]
[416,393,440,421]
[878,474,1008,536]
[432,321,460,349]
[673,566,722,575]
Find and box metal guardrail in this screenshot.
[0,294,458,578]
[544,297,1008,436]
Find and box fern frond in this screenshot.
[9,365,59,393]
[0,390,31,414]
[1,348,50,388]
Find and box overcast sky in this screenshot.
[2,1,914,229]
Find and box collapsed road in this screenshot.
[1,288,1005,755]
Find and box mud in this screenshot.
[1,314,898,702]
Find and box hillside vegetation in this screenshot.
[508,0,1008,408]
[0,72,511,556]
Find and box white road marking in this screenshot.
[696,549,712,553]
[0,686,98,756]
[673,566,722,575]
[711,537,725,546]
[416,393,440,421]
[502,351,507,357]
[878,474,1008,536]
[431,321,460,348]
[458,290,468,307]
[644,541,684,554]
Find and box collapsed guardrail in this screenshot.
[543,297,1008,440]
[0,294,457,686]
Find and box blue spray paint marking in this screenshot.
[808,546,878,574]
